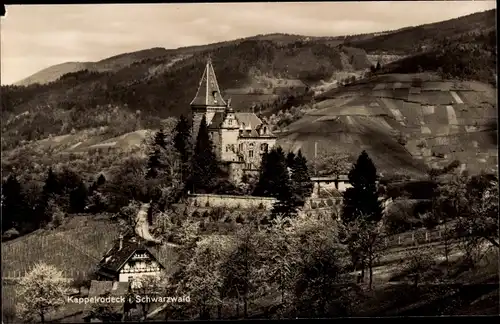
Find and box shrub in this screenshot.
[235,213,245,224]
[318,200,326,208]
[3,228,20,240]
[205,201,210,207]
[311,202,318,209]
[257,202,265,210]
[326,198,334,206]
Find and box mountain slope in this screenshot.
[344,9,496,54]
[381,30,497,85]
[14,48,170,86]
[1,40,371,150]
[279,73,497,176]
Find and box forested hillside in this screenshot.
[381,29,496,85]
[344,9,496,54]
[1,40,371,150]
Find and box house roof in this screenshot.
[208,112,226,129]
[190,58,227,107]
[235,113,262,129]
[236,113,276,138]
[208,111,276,138]
[98,236,164,273]
[83,280,130,316]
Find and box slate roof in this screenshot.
[208,112,226,129]
[190,59,227,107]
[98,236,164,273]
[236,113,276,138]
[208,111,276,138]
[83,280,130,316]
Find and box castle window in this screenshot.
[239,143,243,152]
[263,126,267,134]
[226,145,230,152]
[249,150,254,158]
[261,143,268,152]
[228,119,232,125]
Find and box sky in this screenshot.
[1,1,496,85]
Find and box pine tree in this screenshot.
[254,148,287,198]
[290,150,313,207]
[174,115,193,184]
[146,130,167,179]
[342,150,383,224]
[253,147,295,217]
[42,168,59,196]
[2,175,24,230]
[174,115,192,164]
[37,168,60,227]
[189,115,218,193]
[286,151,296,170]
[146,148,162,179]
[97,174,106,186]
[69,180,88,213]
[376,61,381,71]
[153,128,167,149]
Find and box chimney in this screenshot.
[118,235,123,251]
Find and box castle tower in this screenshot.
[219,98,240,162]
[190,58,227,139]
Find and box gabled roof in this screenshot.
[235,113,262,129]
[235,113,276,138]
[98,237,164,273]
[190,59,227,107]
[83,280,130,316]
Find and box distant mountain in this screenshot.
[14,48,170,86]
[344,9,496,54]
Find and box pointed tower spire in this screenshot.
[190,57,227,107]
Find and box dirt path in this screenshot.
[135,203,181,248]
[135,203,162,244]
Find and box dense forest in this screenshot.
[381,30,497,85]
[344,9,496,54]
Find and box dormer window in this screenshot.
[228,119,232,125]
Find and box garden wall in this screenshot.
[187,194,277,210]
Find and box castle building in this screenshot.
[190,59,277,182]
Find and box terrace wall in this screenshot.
[187,194,277,210]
